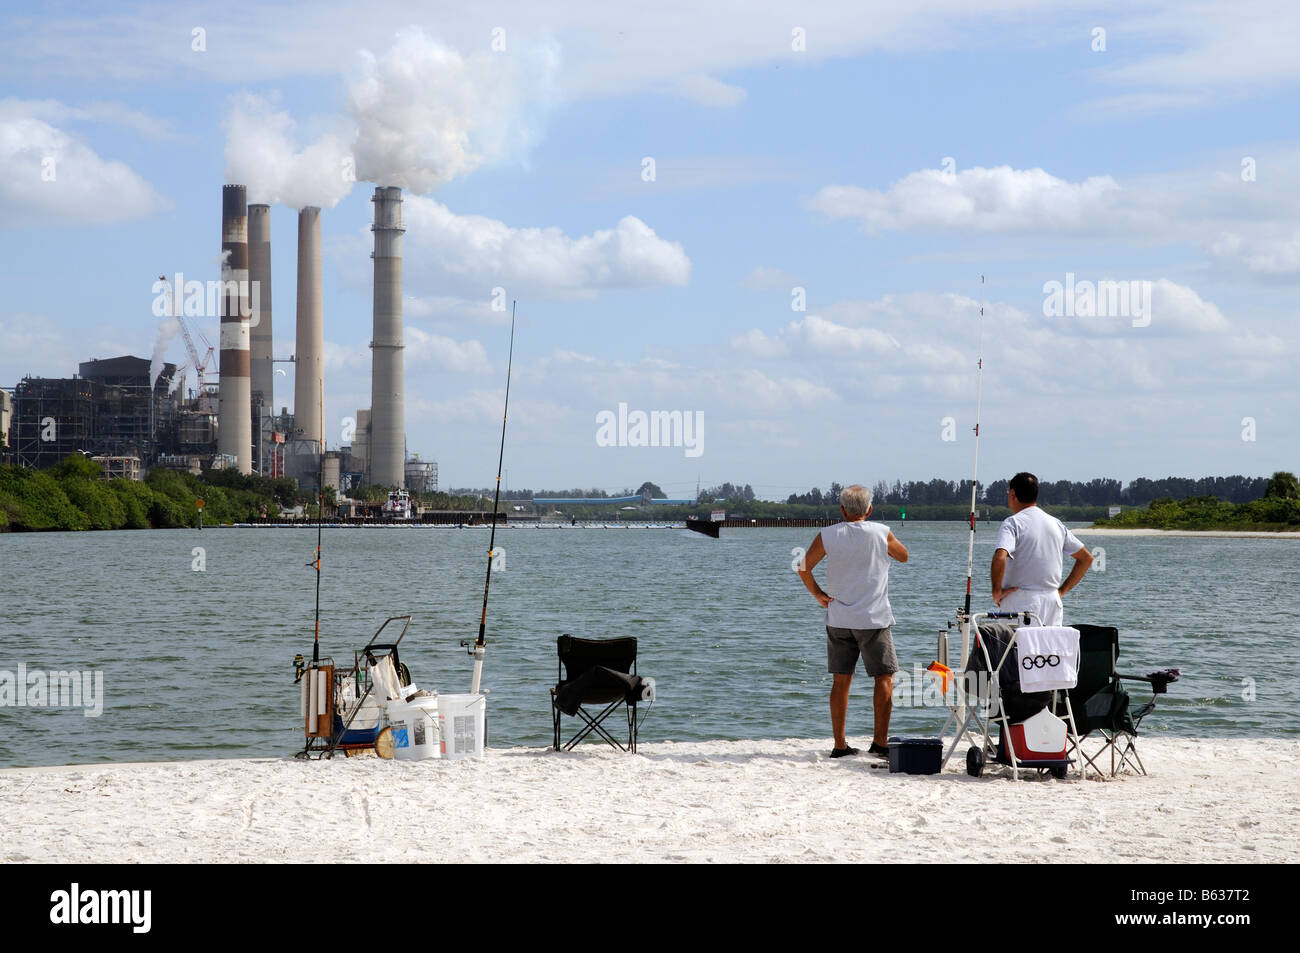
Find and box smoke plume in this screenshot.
[223,92,355,209]
[222,29,555,205]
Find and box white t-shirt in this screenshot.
[820,520,894,629]
[994,506,1084,592]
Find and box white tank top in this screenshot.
[820,520,894,629]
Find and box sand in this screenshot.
[1,738,1295,863]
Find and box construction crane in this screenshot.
[159,274,215,394]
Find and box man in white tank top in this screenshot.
[991,472,1093,626]
[797,484,909,758]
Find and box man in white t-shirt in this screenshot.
[990,472,1093,626]
[797,484,909,759]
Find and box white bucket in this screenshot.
[388,695,441,761]
[438,693,486,760]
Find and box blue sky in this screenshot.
[2,1,1297,498]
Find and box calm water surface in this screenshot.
[0,522,1295,767]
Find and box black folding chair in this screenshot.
[550,635,646,753]
[1058,624,1178,777]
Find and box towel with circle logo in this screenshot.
[1015,626,1080,693]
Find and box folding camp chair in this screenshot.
[550,635,653,753]
[1056,624,1179,778]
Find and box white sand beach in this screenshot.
[2,738,1295,863]
[1074,528,1300,538]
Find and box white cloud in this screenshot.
[794,313,900,355]
[405,328,492,374]
[1207,230,1300,279]
[0,312,133,381]
[1146,279,1231,334]
[741,266,800,291]
[734,294,977,372]
[703,368,837,411]
[729,328,788,358]
[675,73,747,107]
[5,97,176,140]
[320,339,370,372]
[403,294,508,325]
[807,166,1123,233]
[1094,2,1300,101]
[0,2,1045,91]
[730,281,1274,406]
[10,2,1300,123]
[401,195,691,294]
[0,100,167,226]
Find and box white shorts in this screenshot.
[997,588,1063,626]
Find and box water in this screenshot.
[0,522,1294,767]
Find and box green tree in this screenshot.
[636,481,665,500]
[1265,471,1300,500]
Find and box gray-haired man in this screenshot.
[797,484,909,758]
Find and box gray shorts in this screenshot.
[826,626,899,677]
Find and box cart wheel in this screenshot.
[966,747,984,777]
[375,726,395,759]
[1049,765,1068,780]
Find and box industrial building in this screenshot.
[1,182,435,493]
[7,357,177,471]
[0,390,12,452]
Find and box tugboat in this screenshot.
[382,488,414,519]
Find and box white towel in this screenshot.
[368,655,405,703]
[1015,626,1079,692]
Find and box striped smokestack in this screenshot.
[294,207,324,451]
[219,184,252,473]
[370,186,405,488]
[248,203,273,473]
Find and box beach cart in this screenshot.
[938,611,1083,780]
[296,615,414,759]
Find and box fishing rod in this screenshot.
[957,275,987,679]
[469,300,517,695]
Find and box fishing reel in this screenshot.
[292,654,306,683]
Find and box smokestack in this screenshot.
[370,186,406,488]
[294,207,324,451]
[248,204,273,472]
[219,184,252,474]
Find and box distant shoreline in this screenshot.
[1076,527,1300,539]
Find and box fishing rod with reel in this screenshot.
[934,277,986,726]
[292,389,327,683]
[958,275,987,674]
[463,301,517,695]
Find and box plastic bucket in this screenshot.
[438,693,486,760]
[389,696,441,760]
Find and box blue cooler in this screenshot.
[887,737,943,775]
